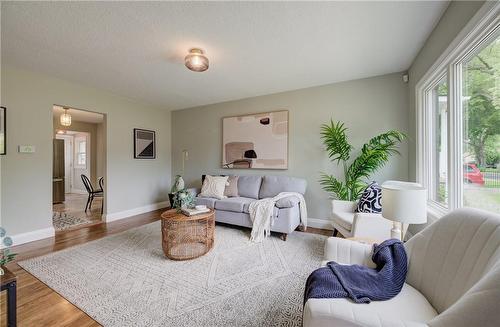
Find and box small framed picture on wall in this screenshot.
[133,128,155,159]
[0,107,5,155]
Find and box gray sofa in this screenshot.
[195,175,307,240]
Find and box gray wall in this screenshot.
[1,65,171,236]
[172,72,409,222]
[96,121,106,183]
[407,1,484,181]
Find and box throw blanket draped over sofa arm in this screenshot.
[304,239,407,304]
[249,192,307,242]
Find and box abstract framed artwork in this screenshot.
[133,128,155,159]
[222,110,288,169]
[0,107,5,155]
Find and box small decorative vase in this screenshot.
[168,193,175,206]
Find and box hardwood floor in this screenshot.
[0,210,332,327]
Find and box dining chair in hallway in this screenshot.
[98,176,104,214]
[98,176,104,192]
[81,174,103,214]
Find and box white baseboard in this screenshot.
[4,202,170,247]
[307,218,333,230]
[103,201,170,223]
[6,227,56,247]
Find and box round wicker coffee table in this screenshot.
[161,209,215,260]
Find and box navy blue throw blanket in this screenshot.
[304,239,407,304]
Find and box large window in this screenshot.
[418,6,499,215]
[462,36,500,212]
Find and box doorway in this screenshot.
[52,105,106,232]
[56,132,91,194]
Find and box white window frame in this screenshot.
[421,72,448,211]
[416,2,499,218]
[74,135,88,169]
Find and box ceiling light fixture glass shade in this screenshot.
[60,107,72,127]
[185,48,209,72]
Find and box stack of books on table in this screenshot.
[181,207,210,216]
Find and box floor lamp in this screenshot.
[381,181,427,241]
[181,149,188,175]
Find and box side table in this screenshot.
[161,209,215,260]
[1,266,17,327]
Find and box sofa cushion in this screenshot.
[200,175,229,200]
[275,195,300,208]
[237,176,262,199]
[259,176,307,199]
[215,197,255,213]
[356,181,382,213]
[224,176,239,197]
[195,197,217,209]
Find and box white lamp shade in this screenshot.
[381,181,427,224]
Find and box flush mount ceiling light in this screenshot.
[185,48,209,72]
[60,107,72,127]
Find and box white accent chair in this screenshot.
[304,208,500,327]
[331,200,393,240]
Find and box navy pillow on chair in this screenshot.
[356,181,382,213]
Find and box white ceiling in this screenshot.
[53,105,104,124]
[2,1,449,111]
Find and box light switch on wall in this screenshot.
[18,145,36,153]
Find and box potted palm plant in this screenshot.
[319,120,406,207]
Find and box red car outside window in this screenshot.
[464,163,485,185]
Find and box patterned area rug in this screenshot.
[52,212,94,231]
[19,222,326,327]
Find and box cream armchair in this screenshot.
[304,208,500,327]
[331,200,393,240]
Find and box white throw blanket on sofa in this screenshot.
[248,192,307,242]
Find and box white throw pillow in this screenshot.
[199,175,229,200]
